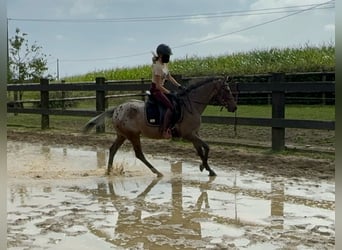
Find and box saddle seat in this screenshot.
[145,91,183,136]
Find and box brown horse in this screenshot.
[83,76,237,177]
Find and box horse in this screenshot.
[83,76,237,177]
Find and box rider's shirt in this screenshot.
[152,61,169,85]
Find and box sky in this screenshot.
[7,0,335,79]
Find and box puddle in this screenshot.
[7,141,335,249]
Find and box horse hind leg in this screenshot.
[107,135,126,175]
[130,136,163,177]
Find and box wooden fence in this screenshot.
[7,72,335,151]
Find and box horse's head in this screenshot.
[215,76,237,113]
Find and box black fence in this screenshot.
[7,72,335,151]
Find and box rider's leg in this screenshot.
[152,91,174,139]
[162,108,173,139]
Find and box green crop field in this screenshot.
[62,44,335,82]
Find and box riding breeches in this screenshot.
[150,83,174,110]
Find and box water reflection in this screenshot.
[74,162,333,249]
[90,163,206,249]
[271,181,285,229]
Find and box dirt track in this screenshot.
[7,128,335,181]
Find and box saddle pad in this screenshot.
[145,101,161,126]
[144,94,183,127]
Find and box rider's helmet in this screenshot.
[156,44,173,56]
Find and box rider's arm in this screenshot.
[167,74,181,88]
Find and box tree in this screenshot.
[8,28,49,104]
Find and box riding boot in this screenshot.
[162,109,173,139]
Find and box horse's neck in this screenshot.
[186,82,218,114]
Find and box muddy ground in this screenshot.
[7,126,335,181]
[7,127,335,250]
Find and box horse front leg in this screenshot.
[187,135,217,176]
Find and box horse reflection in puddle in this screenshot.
[88,163,218,249]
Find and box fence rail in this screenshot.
[7,72,335,151]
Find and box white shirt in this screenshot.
[152,61,169,84]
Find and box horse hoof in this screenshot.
[199,164,204,172]
[209,171,217,177]
[106,168,113,176]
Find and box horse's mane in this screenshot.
[179,76,222,95]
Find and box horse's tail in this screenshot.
[82,107,116,134]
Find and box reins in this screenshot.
[178,77,239,137]
[178,77,221,114]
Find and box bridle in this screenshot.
[216,83,235,110]
[216,77,238,111]
[178,77,239,127]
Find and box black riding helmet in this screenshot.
[156,44,173,56]
[156,44,172,63]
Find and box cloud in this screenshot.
[218,0,334,37]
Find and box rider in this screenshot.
[150,44,183,139]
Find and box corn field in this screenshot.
[63,44,335,82]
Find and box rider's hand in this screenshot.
[178,85,185,91]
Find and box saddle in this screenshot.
[145,91,183,133]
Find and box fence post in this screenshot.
[96,77,106,133]
[40,78,50,130]
[271,73,285,151]
[322,74,326,105]
[61,80,66,110]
